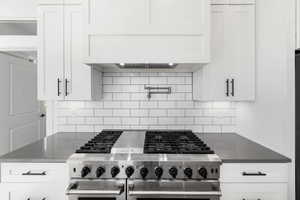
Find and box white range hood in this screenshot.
[82,0,211,71]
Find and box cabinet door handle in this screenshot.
[226,79,230,97]
[231,78,235,97]
[57,78,62,96]
[242,172,267,176]
[65,79,69,96]
[22,171,47,176]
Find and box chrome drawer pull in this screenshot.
[22,171,47,176]
[242,172,266,176]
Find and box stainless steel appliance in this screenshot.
[66,130,222,200]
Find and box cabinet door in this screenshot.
[38,6,64,100]
[193,5,231,101]
[228,5,255,101]
[193,4,255,101]
[64,5,93,100]
[221,183,288,200]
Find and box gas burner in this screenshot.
[75,130,123,153]
[144,130,214,154]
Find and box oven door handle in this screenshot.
[128,190,222,196]
[66,183,124,196]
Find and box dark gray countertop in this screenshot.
[0,132,291,163]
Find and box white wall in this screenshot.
[236,0,295,199]
[0,0,37,20]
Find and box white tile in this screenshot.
[195,117,212,125]
[176,101,194,109]
[77,125,95,132]
[149,77,168,84]
[85,101,103,108]
[94,109,113,117]
[167,109,184,117]
[113,109,130,117]
[68,117,85,124]
[140,117,157,125]
[213,117,232,125]
[130,109,148,117]
[167,77,185,84]
[122,117,140,125]
[203,109,235,117]
[149,125,168,129]
[57,125,76,132]
[149,109,167,117]
[122,85,142,93]
[158,101,176,109]
[95,125,113,131]
[176,117,194,125]
[158,117,176,125]
[131,125,149,129]
[103,77,113,84]
[203,125,221,133]
[57,117,67,124]
[113,125,131,129]
[75,109,94,116]
[103,93,113,100]
[131,93,147,101]
[103,117,122,125]
[140,101,158,109]
[113,77,130,84]
[113,93,131,101]
[150,94,168,101]
[131,77,149,85]
[212,102,232,109]
[175,85,192,93]
[85,117,103,124]
[185,109,202,117]
[167,125,185,130]
[185,125,203,132]
[121,101,139,109]
[185,76,192,84]
[103,101,121,108]
[167,93,186,101]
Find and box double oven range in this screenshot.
[66,130,222,200]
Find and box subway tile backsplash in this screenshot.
[55,72,236,133]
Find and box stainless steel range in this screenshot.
[66,130,222,200]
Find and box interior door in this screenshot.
[0,52,46,156]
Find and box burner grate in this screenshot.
[144,131,214,154]
[75,130,123,153]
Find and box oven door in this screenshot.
[66,180,125,200]
[127,180,221,200]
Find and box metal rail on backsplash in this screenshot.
[144,85,172,99]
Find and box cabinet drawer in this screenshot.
[220,163,288,183]
[221,183,288,200]
[1,163,68,183]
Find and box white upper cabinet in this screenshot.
[83,0,210,64]
[193,2,255,101]
[38,4,102,101]
[0,0,37,20]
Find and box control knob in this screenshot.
[184,168,193,179]
[81,166,91,178]
[140,167,149,179]
[198,167,208,179]
[125,166,135,178]
[169,167,178,178]
[96,167,105,178]
[111,166,120,178]
[155,167,163,179]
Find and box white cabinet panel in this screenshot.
[64,5,102,100]
[221,183,288,200]
[38,5,64,100]
[193,3,255,101]
[84,0,210,63]
[0,0,37,20]
[38,4,102,101]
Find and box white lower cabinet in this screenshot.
[0,163,68,200]
[220,163,289,200]
[221,183,288,200]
